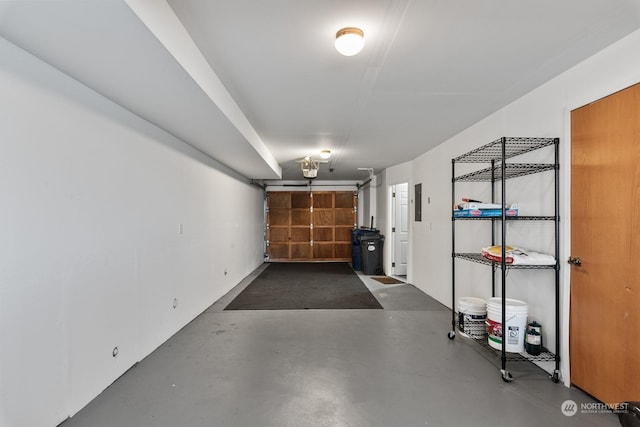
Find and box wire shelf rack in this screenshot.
[454,163,556,182]
[456,321,556,362]
[453,253,558,270]
[452,215,556,221]
[453,137,557,163]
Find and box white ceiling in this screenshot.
[2,1,640,181]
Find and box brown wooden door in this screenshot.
[570,83,640,404]
[266,191,356,261]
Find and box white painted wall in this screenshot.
[357,177,377,229]
[0,39,265,427]
[408,28,640,385]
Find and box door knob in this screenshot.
[567,256,582,267]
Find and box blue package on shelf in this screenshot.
[453,207,519,218]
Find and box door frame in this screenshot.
[563,82,640,392]
[390,182,409,277]
[386,181,411,280]
[562,84,629,387]
[560,108,573,387]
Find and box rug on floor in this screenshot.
[224,262,383,310]
[371,276,405,285]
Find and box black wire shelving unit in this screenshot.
[448,137,561,383]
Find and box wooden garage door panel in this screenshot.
[291,243,311,259]
[335,227,353,242]
[335,210,355,226]
[335,192,355,208]
[313,193,333,208]
[335,243,351,259]
[314,227,333,241]
[291,192,311,208]
[268,244,289,259]
[314,210,335,226]
[291,210,310,225]
[313,243,334,259]
[269,227,289,242]
[291,227,310,242]
[268,209,289,226]
[269,192,290,208]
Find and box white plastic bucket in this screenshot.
[486,297,528,353]
[457,297,487,339]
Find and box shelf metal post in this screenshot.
[451,159,457,336]
[553,137,561,382]
[491,159,496,297]
[500,137,508,376]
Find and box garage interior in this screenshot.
[1,1,639,426]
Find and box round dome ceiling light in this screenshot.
[335,27,364,56]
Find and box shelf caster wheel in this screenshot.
[501,369,513,383]
[551,370,560,383]
[447,331,456,340]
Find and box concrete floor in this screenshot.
[60,265,620,427]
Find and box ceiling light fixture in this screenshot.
[297,155,330,179]
[320,149,332,159]
[335,27,364,56]
[299,156,319,179]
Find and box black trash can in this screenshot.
[359,234,384,275]
[351,228,379,271]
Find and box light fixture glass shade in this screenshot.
[320,149,331,159]
[335,27,364,56]
[302,168,318,179]
[300,157,319,179]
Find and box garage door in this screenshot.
[267,191,356,261]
